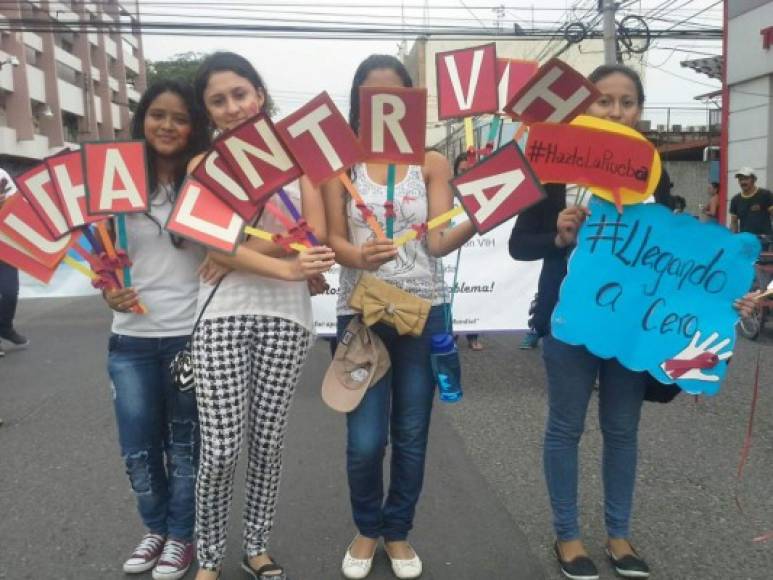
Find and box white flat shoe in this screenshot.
[386,547,422,579]
[341,538,375,579]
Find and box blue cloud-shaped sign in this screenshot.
[552,197,760,396]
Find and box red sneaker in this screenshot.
[123,533,166,573]
[152,538,195,580]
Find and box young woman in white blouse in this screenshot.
[189,52,335,580]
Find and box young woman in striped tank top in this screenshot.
[323,55,477,580]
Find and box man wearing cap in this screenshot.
[729,167,773,236]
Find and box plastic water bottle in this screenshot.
[430,333,463,403]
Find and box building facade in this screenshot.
[727,0,773,191]
[0,0,146,170]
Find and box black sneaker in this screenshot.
[606,545,650,578]
[0,328,29,347]
[554,542,599,580]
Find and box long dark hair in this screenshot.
[130,79,209,195]
[193,51,274,120]
[588,64,645,106]
[348,54,413,135]
[130,79,209,245]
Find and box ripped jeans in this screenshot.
[108,334,199,541]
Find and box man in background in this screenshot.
[730,167,772,236]
[0,166,29,358]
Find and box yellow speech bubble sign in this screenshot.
[570,115,662,207]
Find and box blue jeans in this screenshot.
[107,334,200,540]
[337,305,447,541]
[0,261,19,332]
[542,335,646,541]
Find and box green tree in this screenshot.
[145,51,207,87]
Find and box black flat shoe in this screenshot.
[241,556,287,580]
[553,542,599,580]
[606,545,650,578]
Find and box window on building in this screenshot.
[25,46,38,66]
[62,112,79,142]
[56,62,81,85]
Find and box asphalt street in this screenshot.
[1,296,772,580]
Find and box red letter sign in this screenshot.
[451,141,546,234]
[0,227,58,283]
[358,87,427,165]
[436,43,498,120]
[276,92,365,186]
[0,194,75,268]
[191,151,263,222]
[165,178,245,254]
[215,114,301,202]
[16,163,69,239]
[84,141,149,215]
[497,58,539,113]
[504,58,600,124]
[46,150,102,229]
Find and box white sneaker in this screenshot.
[341,537,376,579]
[123,533,166,573]
[386,545,422,579]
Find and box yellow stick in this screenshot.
[244,226,307,253]
[63,255,97,280]
[464,117,475,150]
[393,207,465,247]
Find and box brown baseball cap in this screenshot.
[321,318,390,413]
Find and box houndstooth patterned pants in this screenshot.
[192,315,312,570]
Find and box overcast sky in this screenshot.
[139,0,723,129]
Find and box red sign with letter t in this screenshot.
[276,92,365,186]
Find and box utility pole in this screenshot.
[600,0,618,65]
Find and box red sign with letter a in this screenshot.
[214,114,301,202]
[358,86,427,165]
[436,43,498,120]
[83,141,149,215]
[165,177,245,254]
[451,141,546,234]
[504,58,600,124]
[276,92,365,186]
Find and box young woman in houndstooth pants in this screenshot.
[188,52,336,580]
